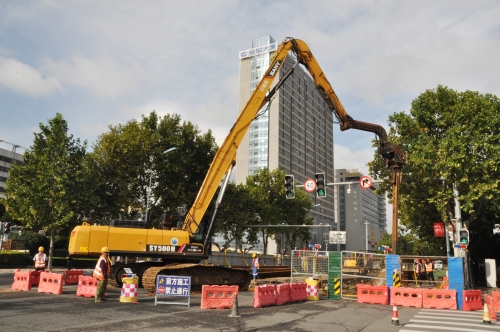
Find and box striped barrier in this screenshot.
[201,285,239,309]
[390,287,422,308]
[275,283,290,306]
[289,282,307,302]
[393,269,401,288]
[422,288,457,310]
[38,272,63,295]
[357,284,389,305]
[64,270,84,285]
[253,284,276,308]
[120,275,139,303]
[76,275,98,298]
[333,278,341,295]
[306,278,319,301]
[462,290,482,311]
[11,269,31,291]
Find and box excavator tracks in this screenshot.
[142,263,252,293]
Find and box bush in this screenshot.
[54,235,70,250]
[9,231,50,256]
[0,251,32,266]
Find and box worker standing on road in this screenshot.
[252,253,260,281]
[66,254,73,270]
[414,258,426,284]
[33,246,47,271]
[93,247,111,303]
[425,258,435,285]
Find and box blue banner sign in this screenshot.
[156,275,191,297]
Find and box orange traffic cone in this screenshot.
[391,305,400,326]
[483,303,492,324]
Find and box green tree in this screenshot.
[5,113,94,270]
[0,200,5,220]
[369,86,500,261]
[214,183,260,252]
[246,168,313,254]
[88,111,218,224]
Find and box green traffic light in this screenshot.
[317,189,325,196]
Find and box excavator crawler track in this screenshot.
[142,263,252,293]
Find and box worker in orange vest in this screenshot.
[33,246,47,271]
[93,246,111,303]
[425,258,435,285]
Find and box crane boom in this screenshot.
[182,38,407,251]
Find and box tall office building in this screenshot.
[0,146,24,198]
[333,169,387,252]
[236,36,335,251]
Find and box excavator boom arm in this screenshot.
[183,37,406,236]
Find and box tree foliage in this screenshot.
[214,183,260,252]
[369,86,500,260]
[5,113,94,269]
[246,168,313,254]
[6,113,93,232]
[88,111,218,224]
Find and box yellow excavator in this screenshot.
[68,37,406,292]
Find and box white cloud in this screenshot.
[0,56,62,97]
[334,144,372,174]
[44,56,147,99]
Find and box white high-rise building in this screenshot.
[235,35,336,251]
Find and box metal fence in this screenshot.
[399,255,448,288]
[341,251,387,300]
[290,250,329,282]
[205,251,288,267]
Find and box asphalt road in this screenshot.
[7,269,490,332]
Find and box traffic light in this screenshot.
[284,175,295,199]
[315,172,326,198]
[459,229,469,245]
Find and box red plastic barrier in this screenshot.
[76,275,98,298]
[38,272,63,295]
[30,270,41,287]
[289,282,308,302]
[422,288,457,309]
[64,270,83,285]
[492,291,500,313]
[275,283,290,306]
[253,284,276,308]
[390,287,422,308]
[462,290,483,311]
[11,269,31,291]
[357,284,389,305]
[200,285,239,309]
[484,294,498,321]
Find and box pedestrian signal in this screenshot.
[459,229,469,245]
[284,175,295,199]
[315,172,326,198]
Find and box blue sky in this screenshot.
[1,1,499,230]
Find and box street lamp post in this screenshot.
[145,146,177,223]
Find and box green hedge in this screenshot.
[0,251,33,266]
